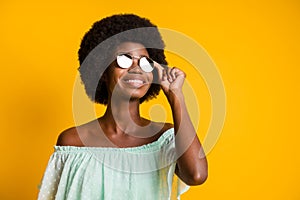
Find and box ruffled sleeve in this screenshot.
[38,150,67,200]
[170,175,190,200]
[38,128,190,200]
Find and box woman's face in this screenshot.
[105,42,154,102]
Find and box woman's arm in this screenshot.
[155,64,208,185]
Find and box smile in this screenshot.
[123,79,147,88]
[125,79,144,84]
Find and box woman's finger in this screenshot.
[153,62,164,80]
[162,68,167,81]
[170,67,177,80]
[167,67,173,82]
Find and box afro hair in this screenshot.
[78,14,168,104]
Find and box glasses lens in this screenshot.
[139,57,154,72]
[116,54,133,69]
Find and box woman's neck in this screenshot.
[100,99,146,135]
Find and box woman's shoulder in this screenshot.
[147,121,174,138]
[56,120,99,147]
[56,127,85,147]
[154,122,174,133]
[56,120,174,147]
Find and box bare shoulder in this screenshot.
[150,121,174,135]
[56,119,102,146]
[164,123,174,131]
[56,127,84,147]
[161,122,174,132]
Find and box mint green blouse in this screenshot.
[38,128,189,200]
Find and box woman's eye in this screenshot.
[117,55,133,68]
[139,57,154,72]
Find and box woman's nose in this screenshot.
[128,58,142,73]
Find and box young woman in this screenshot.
[38,14,207,200]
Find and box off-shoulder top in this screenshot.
[38,128,189,200]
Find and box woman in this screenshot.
[38,14,207,200]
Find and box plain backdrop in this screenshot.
[0,0,299,199]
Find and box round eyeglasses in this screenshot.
[116,53,155,73]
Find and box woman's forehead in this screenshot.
[115,42,148,56]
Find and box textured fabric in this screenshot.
[38,128,189,200]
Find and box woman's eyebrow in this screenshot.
[116,52,149,58]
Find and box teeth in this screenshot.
[126,79,143,84]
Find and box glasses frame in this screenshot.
[115,53,155,73]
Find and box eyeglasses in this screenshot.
[116,53,155,73]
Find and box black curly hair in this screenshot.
[78,14,168,105]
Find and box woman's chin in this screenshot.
[113,84,150,101]
[110,89,147,103]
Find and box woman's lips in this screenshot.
[123,79,146,88]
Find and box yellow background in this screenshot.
[0,0,299,199]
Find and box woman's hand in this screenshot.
[154,63,186,97]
